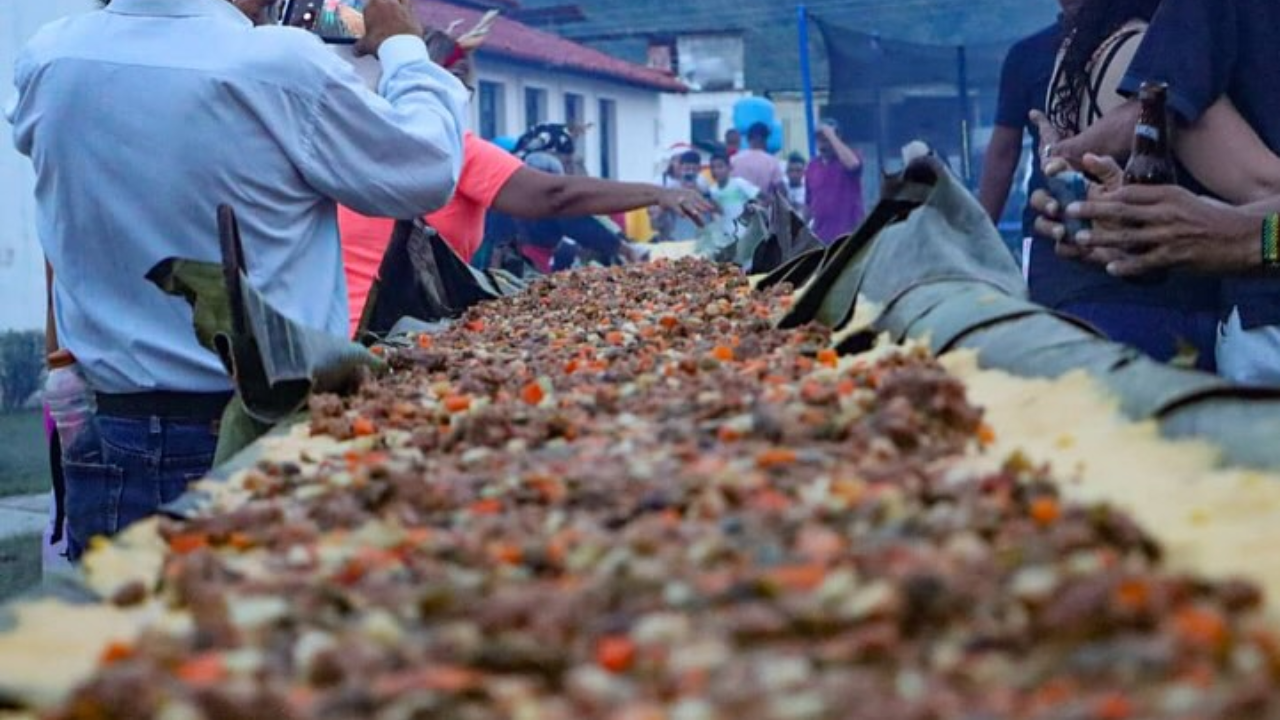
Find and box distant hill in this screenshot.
[516,0,1060,92]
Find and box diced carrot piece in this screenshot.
[1113,578,1151,613]
[169,532,208,555]
[711,345,735,362]
[416,333,434,348]
[756,448,798,469]
[1095,692,1134,720]
[817,348,839,368]
[369,345,386,357]
[470,498,503,515]
[836,379,858,396]
[564,359,580,374]
[659,315,679,329]
[489,541,523,566]
[465,319,486,332]
[444,395,472,413]
[597,636,637,673]
[1174,606,1229,652]
[228,532,255,551]
[521,382,546,406]
[99,641,134,666]
[717,425,742,443]
[175,653,227,686]
[605,331,626,346]
[977,423,997,446]
[1029,497,1061,526]
[335,558,367,586]
[352,416,377,437]
[766,563,827,591]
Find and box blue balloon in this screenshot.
[733,97,776,136]
[492,136,519,153]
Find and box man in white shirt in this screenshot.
[7,0,468,558]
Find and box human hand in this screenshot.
[356,0,425,58]
[1031,154,1127,265]
[1066,164,1261,277]
[658,188,715,227]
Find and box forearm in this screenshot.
[1178,98,1280,205]
[302,38,469,219]
[978,134,1021,222]
[1056,101,1140,168]
[529,177,664,219]
[830,138,862,171]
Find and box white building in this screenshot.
[417,0,689,183]
[1,0,96,333]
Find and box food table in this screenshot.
[2,256,1280,720]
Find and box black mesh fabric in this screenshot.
[815,15,1015,182]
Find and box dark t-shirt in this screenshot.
[1028,16,1220,316]
[995,23,1062,238]
[1119,0,1280,329]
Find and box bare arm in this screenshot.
[1046,101,1140,170]
[1177,97,1280,205]
[493,167,712,222]
[824,131,862,172]
[978,125,1025,222]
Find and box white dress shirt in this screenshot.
[7,0,468,393]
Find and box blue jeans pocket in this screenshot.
[64,460,125,561]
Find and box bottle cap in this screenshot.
[47,349,76,370]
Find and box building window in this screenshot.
[691,111,720,148]
[525,87,547,129]
[598,99,617,179]
[478,81,505,140]
[647,42,674,73]
[564,93,585,127]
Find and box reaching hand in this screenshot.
[657,188,715,227]
[356,0,425,58]
[1065,156,1261,277]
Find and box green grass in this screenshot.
[0,411,50,499]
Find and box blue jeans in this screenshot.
[64,414,218,561]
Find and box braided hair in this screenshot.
[1046,0,1162,134]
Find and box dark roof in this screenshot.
[515,0,1059,93]
[414,0,686,92]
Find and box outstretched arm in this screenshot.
[493,167,714,224]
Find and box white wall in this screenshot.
[1,0,96,333]
[474,58,682,184]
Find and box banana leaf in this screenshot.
[360,219,526,337]
[149,206,385,461]
[784,158,1280,471]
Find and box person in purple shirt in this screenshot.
[806,119,865,244]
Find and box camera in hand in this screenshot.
[281,0,367,44]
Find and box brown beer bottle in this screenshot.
[1121,82,1177,283]
[1124,82,1178,186]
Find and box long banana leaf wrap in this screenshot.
[147,206,387,465]
[358,218,525,337]
[780,157,1280,471]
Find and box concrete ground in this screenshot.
[0,493,72,601]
